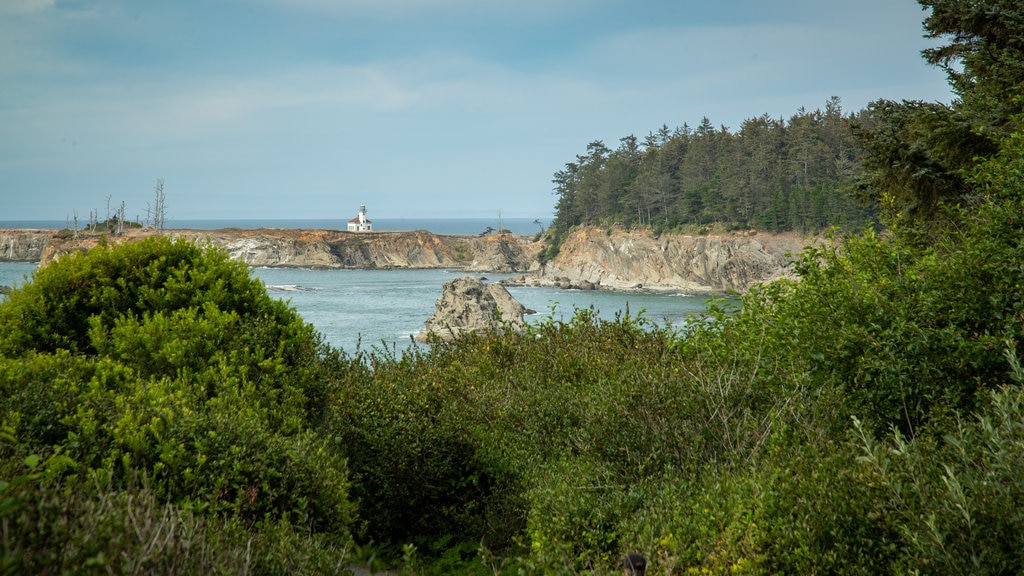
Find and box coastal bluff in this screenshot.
[0,228,541,273]
[0,230,52,262]
[504,226,811,293]
[1,225,813,293]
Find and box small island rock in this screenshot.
[416,276,534,342]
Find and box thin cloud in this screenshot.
[261,0,591,18]
[0,0,53,13]
[1,0,954,220]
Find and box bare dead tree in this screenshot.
[117,200,126,235]
[148,178,167,234]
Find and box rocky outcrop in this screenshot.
[416,276,534,341]
[16,228,542,273]
[0,230,55,262]
[505,227,813,294]
[5,224,813,295]
[214,229,542,271]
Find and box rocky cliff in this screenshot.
[0,230,53,262]
[506,227,812,293]
[193,229,543,271]
[1,228,541,273]
[2,225,813,294]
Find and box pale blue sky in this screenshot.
[1,0,953,221]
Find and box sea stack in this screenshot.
[415,276,533,342]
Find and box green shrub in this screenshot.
[855,370,1024,574]
[751,440,903,575]
[524,457,639,572]
[713,214,1024,438]
[2,472,351,576]
[329,343,521,553]
[0,237,355,547]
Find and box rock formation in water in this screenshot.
[415,276,534,341]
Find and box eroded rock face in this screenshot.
[462,234,541,273]
[6,224,810,296]
[0,230,55,262]
[507,227,813,294]
[416,276,533,342]
[20,228,542,272]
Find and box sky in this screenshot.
[1,0,954,222]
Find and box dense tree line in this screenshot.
[550,97,873,238]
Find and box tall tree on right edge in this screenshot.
[923,0,1024,135]
[853,0,1023,225]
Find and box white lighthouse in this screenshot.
[347,203,372,232]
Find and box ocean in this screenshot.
[0,218,715,353]
[252,267,712,353]
[0,217,548,237]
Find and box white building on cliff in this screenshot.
[347,204,372,232]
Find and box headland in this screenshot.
[0,225,816,294]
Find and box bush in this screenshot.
[855,367,1024,574]
[2,472,351,576]
[0,237,355,548]
[329,344,522,554]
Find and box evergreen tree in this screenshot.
[853,0,1023,225]
[549,100,870,235]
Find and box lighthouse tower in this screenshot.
[347,203,373,231]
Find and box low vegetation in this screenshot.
[6,184,1024,574]
[0,237,355,574]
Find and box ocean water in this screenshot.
[0,262,713,354]
[253,267,712,353]
[0,217,548,237]
[0,263,35,292]
[0,217,714,353]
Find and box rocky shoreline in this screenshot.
[0,226,815,294]
[506,227,812,294]
[0,227,541,273]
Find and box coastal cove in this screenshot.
[0,261,715,354]
[1,224,810,293]
[0,220,805,353]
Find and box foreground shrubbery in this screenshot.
[4,183,1024,573]
[328,172,1024,572]
[0,456,351,575]
[5,4,1024,566]
[0,237,356,574]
